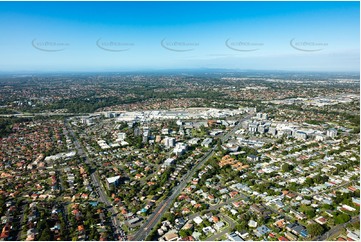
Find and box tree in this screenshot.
[38,227,52,241]
[179,230,187,238]
[352,221,360,230]
[305,208,316,219]
[288,182,299,192]
[321,204,333,210]
[334,214,350,224]
[354,189,360,198]
[299,205,315,219]
[163,212,175,223]
[281,163,293,172]
[179,229,192,238]
[305,177,314,186]
[307,223,324,237]
[203,220,211,227]
[235,221,247,231]
[0,195,5,215]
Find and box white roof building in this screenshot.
[106,176,120,184]
[193,216,203,225]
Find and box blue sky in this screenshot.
[0,1,359,72]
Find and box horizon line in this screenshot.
[0,68,359,75]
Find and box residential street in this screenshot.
[206,214,235,241]
[314,215,360,241]
[65,119,125,240]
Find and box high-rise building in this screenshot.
[248,123,259,133]
[269,127,277,136]
[256,112,268,120]
[134,127,141,137]
[117,132,126,141]
[164,137,176,148]
[173,142,187,156]
[294,131,307,140]
[326,128,338,138]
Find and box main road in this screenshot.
[65,119,125,240]
[0,111,89,118]
[131,114,253,241]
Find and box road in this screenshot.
[206,214,236,241]
[131,149,215,241]
[131,114,253,241]
[310,181,355,197]
[187,195,248,221]
[16,203,27,241]
[0,112,88,118]
[233,186,360,242]
[314,215,360,241]
[263,202,293,221]
[292,181,356,198]
[65,119,125,240]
